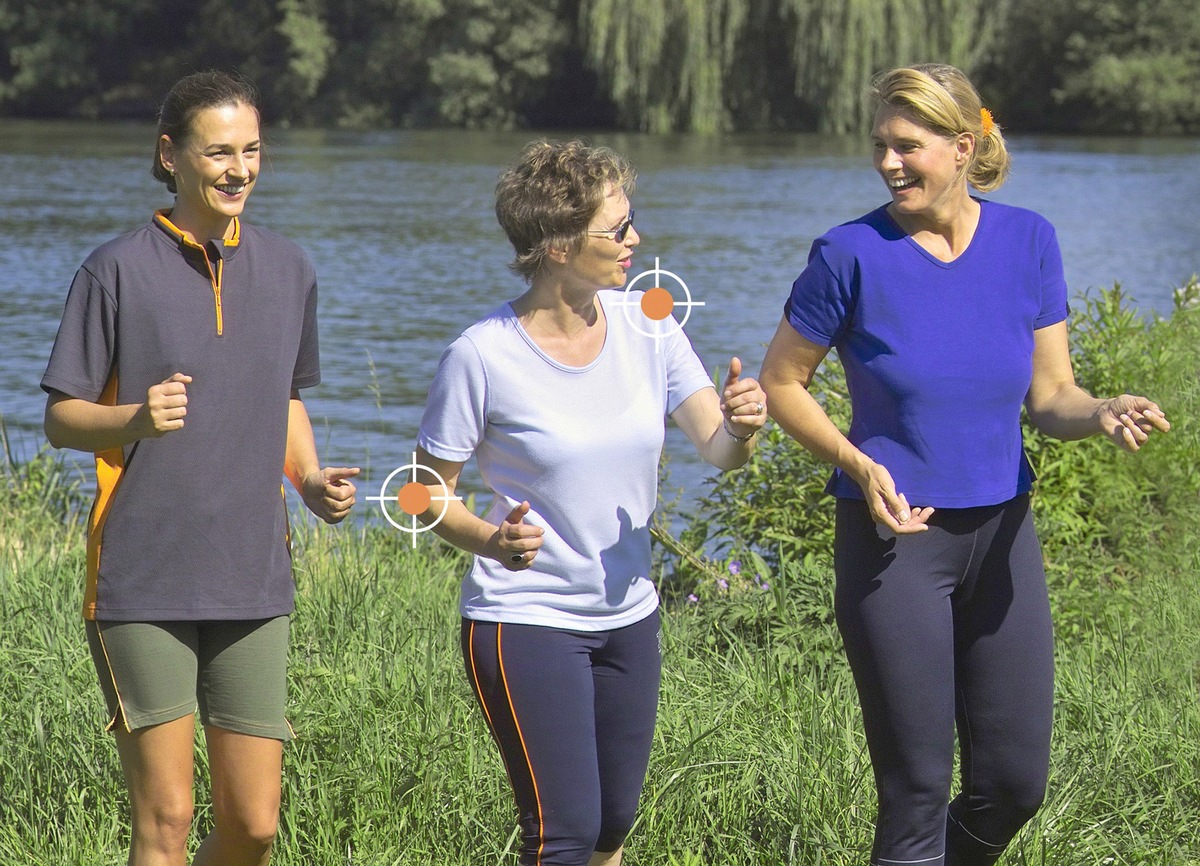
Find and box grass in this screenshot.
[1,493,1197,865]
[2,283,1199,864]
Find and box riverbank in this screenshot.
[2,285,1198,864]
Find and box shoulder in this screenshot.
[798,207,902,285]
[813,206,902,261]
[979,199,1057,237]
[78,223,160,275]
[239,224,316,277]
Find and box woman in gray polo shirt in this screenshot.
[42,71,358,866]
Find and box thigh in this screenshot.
[592,609,661,851]
[834,499,963,861]
[954,499,1054,791]
[87,619,199,732]
[204,725,283,831]
[834,499,960,775]
[197,616,293,742]
[463,619,603,866]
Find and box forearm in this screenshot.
[44,397,145,452]
[284,397,322,491]
[419,497,506,561]
[695,420,757,471]
[764,379,873,485]
[1026,383,1107,441]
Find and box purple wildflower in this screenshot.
[687,593,699,604]
[717,578,729,591]
[728,560,741,575]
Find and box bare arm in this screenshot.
[44,373,192,452]
[285,392,359,523]
[760,318,932,533]
[670,357,767,471]
[412,446,544,570]
[1025,322,1169,448]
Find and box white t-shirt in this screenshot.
[418,289,713,630]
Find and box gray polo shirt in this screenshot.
[42,212,320,621]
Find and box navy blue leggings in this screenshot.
[461,610,661,866]
[834,494,1054,866]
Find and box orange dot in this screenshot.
[397,482,432,516]
[641,286,675,321]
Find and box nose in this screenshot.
[626,224,641,247]
[878,146,902,173]
[228,152,248,180]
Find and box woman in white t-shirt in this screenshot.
[414,139,766,866]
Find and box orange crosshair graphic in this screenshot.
[397,481,431,515]
[640,286,675,321]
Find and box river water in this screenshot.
[2,121,1198,521]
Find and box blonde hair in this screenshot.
[869,64,1010,192]
[495,139,636,281]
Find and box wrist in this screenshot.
[722,417,756,443]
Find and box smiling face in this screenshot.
[562,187,640,291]
[159,101,261,244]
[871,104,973,225]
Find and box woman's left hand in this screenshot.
[1098,395,1170,452]
[721,357,768,440]
[301,466,360,523]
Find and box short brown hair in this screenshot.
[495,140,636,281]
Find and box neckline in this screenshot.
[507,291,610,373]
[883,198,987,270]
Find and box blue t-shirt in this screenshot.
[784,200,1069,508]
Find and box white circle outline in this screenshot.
[612,257,705,340]
[366,453,461,546]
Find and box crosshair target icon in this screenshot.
[366,452,461,546]
[612,257,705,352]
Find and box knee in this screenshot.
[217,804,280,852]
[537,809,602,865]
[594,805,636,853]
[998,778,1046,827]
[131,796,194,854]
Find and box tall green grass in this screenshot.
[2,284,1198,865]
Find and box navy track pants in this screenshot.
[461,610,661,865]
[834,494,1054,866]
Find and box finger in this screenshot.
[503,501,531,525]
[325,483,356,503]
[163,372,193,385]
[1141,409,1171,432]
[325,466,361,484]
[722,357,742,393]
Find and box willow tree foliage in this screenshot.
[577,0,1008,132]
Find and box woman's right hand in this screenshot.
[139,372,192,437]
[855,460,934,534]
[489,501,545,570]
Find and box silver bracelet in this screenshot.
[723,419,756,443]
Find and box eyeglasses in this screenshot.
[586,209,634,243]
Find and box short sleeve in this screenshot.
[41,265,117,401]
[784,238,856,348]
[417,335,489,462]
[1034,225,1070,330]
[661,323,714,415]
[292,279,321,390]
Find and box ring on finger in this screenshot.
[755,401,765,415]
[510,553,524,563]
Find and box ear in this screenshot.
[546,243,570,265]
[955,132,975,166]
[159,134,176,174]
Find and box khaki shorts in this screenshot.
[86,616,293,741]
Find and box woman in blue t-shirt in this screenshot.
[760,64,1170,866]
